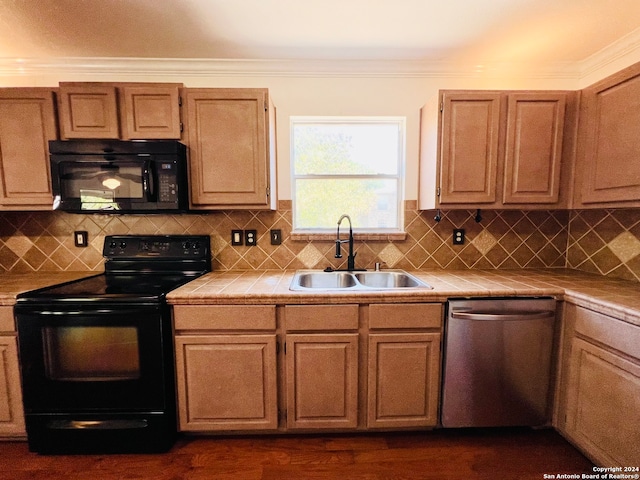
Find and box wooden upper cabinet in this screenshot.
[57,82,182,140]
[184,88,276,210]
[120,86,181,139]
[439,92,501,205]
[426,89,574,209]
[58,84,119,139]
[576,63,640,206]
[503,93,566,204]
[0,88,57,209]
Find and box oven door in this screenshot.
[15,302,171,413]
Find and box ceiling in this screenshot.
[0,0,639,66]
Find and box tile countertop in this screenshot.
[167,268,640,327]
[0,272,95,306]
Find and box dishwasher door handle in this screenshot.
[450,310,555,321]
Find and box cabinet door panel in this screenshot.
[439,92,501,204]
[58,85,119,139]
[503,93,565,204]
[579,65,640,204]
[0,88,56,208]
[565,338,640,465]
[175,335,277,431]
[0,336,26,437]
[185,89,270,208]
[121,86,181,139]
[286,334,358,429]
[368,333,440,428]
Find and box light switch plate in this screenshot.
[231,230,243,246]
[74,231,88,247]
[270,229,282,245]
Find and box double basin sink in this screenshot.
[290,269,432,291]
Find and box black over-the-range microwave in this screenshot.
[49,140,189,213]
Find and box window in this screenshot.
[291,117,405,233]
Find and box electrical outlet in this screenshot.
[453,229,465,245]
[270,229,282,245]
[231,230,243,246]
[74,231,88,247]
[245,229,257,246]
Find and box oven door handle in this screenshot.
[25,307,158,317]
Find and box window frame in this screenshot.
[290,115,406,235]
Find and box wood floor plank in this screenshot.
[0,429,594,480]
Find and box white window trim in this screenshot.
[290,115,406,236]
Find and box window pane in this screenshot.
[295,178,398,230]
[294,123,399,175]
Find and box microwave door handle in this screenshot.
[143,160,155,200]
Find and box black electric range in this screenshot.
[14,235,211,454]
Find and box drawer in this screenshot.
[173,305,276,331]
[0,307,15,332]
[284,304,358,331]
[369,303,442,329]
[574,305,640,360]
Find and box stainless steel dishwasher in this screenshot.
[441,297,556,428]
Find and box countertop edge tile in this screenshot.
[166,269,640,326]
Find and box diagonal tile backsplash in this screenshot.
[0,203,639,283]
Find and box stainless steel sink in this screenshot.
[294,272,357,289]
[290,269,431,291]
[355,271,426,288]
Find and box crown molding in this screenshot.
[0,56,581,80]
[579,27,640,80]
[1,28,639,81]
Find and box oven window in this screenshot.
[42,326,141,381]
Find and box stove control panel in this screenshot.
[103,235,210,259]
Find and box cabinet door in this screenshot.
[185,88,273,209]
[174,334,278,431]
[503,93,566,204]
[0,88,56,209]
[0,336,26,437]
[58,84,120,139]
[285,334,358,429]
[367,333,440,428]
[439,92,501,204]
[120,86,181,139]
[578,64,640,205]
[565,337,640,465]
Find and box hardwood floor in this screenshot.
[0,428,594,480]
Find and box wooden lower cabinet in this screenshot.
[559,304,640,465]
[173,302,443,434]
[367,333,440,428]
[174,334,278,431]
[285,333,358,430]
[0,307,25,438]
[367,303,442,429]
[565,338,640,465]
[0,335,26,437]
[173,304,278,432]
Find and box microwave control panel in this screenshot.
[158,162,178,202]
